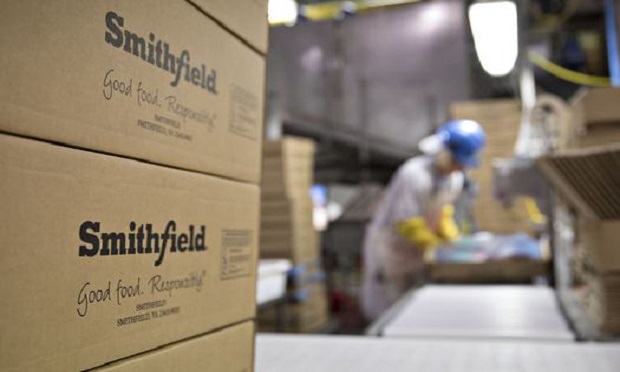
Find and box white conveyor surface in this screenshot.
[381,285,574,341]
[255,334,620,372]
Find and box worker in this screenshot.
[453,175,479,234]
[361,120,486,320]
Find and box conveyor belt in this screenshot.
[256,334,620,372]
[381,285,574,341]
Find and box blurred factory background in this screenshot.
[256,0,620,341]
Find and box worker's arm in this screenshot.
[436,205,460,242]
[396,217,442,252]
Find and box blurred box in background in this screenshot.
[260,137,318,265]
[257,137,331,333]
[450,99,534,234]
[258,282,329,333]
[539,143,620,335]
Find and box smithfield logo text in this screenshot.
[79,221,207,267]
[104,11,217,94]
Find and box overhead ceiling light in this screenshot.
[268,0,299,26]
[468,1,518,77]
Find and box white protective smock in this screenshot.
[361,155,464,320]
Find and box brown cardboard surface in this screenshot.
[450,100,521,124]
[537,144,620,220]
[260,235,319,265]
[261,213,313,231]
[262,171,313,189]
[261,229,314,246]
[261,198,314,215]
[429,260,549,283]
[260,231,316,251]
[577,125,620,148]
[582,272,620,333]
[261,138,315,198]
[573,88,620,126]
[185,0,268,54]
[263,137,316,157]
[579,219,620,272]
[258,283,329,333]
[262,156,314,172]
[0,0,264,183]
[0,134,258,371]
[261,185,312,200]
[94,321,254,371]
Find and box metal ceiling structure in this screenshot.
[266,0,610,184]
[267,0,469,183]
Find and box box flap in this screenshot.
[537,144,620,220]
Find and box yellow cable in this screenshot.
[529,52,611,87]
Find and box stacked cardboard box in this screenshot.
[260,137,318,264]
[261,198,319,264]
[556,88,620,336]
[578,242,620,334]
[578,214,620,334]
[258,137,330,332]
[581,272,620,334]
[538,144,620,334]
[258,283,330,333]
[0,1,266,371]
[450,99,533,233]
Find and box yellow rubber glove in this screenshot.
[437,205,460,242]
[523,197,546,225]
[397,217,441,252]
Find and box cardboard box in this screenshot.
[258,283,329,333]
[450,99,521,120]
[262,156,314,173]
[0,0,264,183]
[260,226,318,262]
[538,143,620,334]
[576,123,620,149]
[579,219,620,272]
[185,0,268,54]
[262,171,313,188]
[537,144,620,220]
[582,272,620,334]
[94,321,254,371]
[261,199,314,232]
[260,231,319,265]
[261,198,314,216]
[261,139,315,198]
[261,212,313,232]
[429,260,549,283]
[572,88,620,126]
[263,137,315,158]
[0,134,258,371]
[262,157,314,187]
